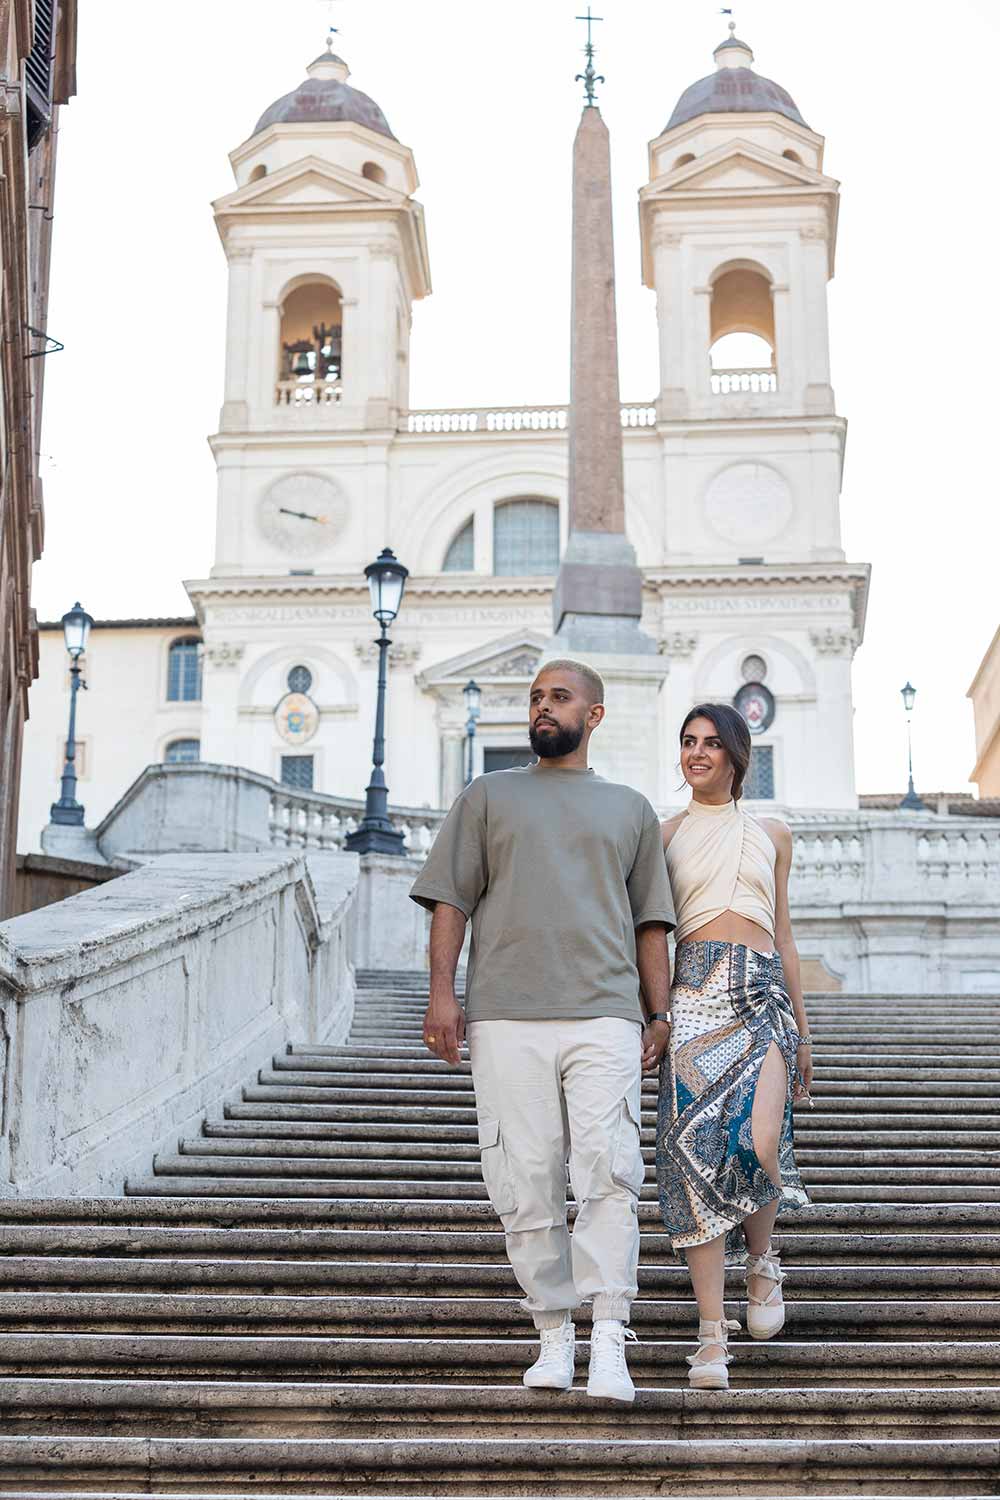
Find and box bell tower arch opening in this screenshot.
[279,278,344,394]
[709,265,775,394]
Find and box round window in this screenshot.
[741,654,767,683]
[287,664,313,695]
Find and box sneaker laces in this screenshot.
[590,1322,637,1377]
[535,1323,573,1364]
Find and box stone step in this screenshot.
[1,1225,997,1266]
[0,1378,996,1441]
[273,1057,1000,1084]
[24,1196,997,1233]
[180,1136,1000,1170]
[0,1333,993,1385]
[204,1118,1000,1150]
[0,1292,989,1339]
[0,1256,993,1301]
[0,1432,994,1492]
[148,1151,1000,1189]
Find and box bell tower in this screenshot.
[640,28,869,809]
[206,39,430,580]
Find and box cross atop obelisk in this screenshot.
[575,7,605,106]
[550,25,654,654]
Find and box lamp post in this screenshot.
[899,680,926,812]
[49,602,94,826]
[463,679,482,786]
[346,548,409,855]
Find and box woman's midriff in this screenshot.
[681,910,774,956]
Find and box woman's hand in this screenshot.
[794,1041,814,1104]
[642,1019,671,1074]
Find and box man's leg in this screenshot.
[561,1017,644,1401]
[467,1020,577,1327]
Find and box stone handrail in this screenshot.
[710,367,777,395]
[269,787,445,857]
[0,849,359,1196]
[399,404,657,434]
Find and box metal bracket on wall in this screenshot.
[23,325,64,358]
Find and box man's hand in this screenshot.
[642,1019,670,1074]
[422,991,466,1065]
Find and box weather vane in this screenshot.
[575,7,604,107]
[317,0,343,46]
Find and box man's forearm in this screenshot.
[636,924,671,1017]
[429,903,468,996]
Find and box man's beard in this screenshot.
[529,717,585,759]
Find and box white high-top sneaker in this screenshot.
[586,1319,637,1403]
[523,1319,576,1390]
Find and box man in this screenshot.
[410,660,674,1403]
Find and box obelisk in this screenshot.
[551,33,655,656]
[545,18,665,798]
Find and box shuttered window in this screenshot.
[25,0,56,150]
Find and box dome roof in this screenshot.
[253,46,396,141]
[664,30,808,133]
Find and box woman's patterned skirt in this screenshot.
[657,940,809,1253]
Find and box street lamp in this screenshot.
[346,548,409,855]
[49,602,94,827]
[463,678,482,786]
[899,680,926,812]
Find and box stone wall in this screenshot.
[0,849,358,1197]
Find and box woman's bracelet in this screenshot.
[797,1034,813,1046]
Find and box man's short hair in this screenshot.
[533,658,605,705]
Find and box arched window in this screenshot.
[674,152,695,168]
[279,280,343,388]
[709,266,775,392]
[164,738,201,763]
[442,518,474,572]
[494,499,559,576]
[362,160,387,184]
[166,638,202,702]
[288,664,313,694]
[250,163,267,182]
[782,149,803,165]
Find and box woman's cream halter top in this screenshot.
[665,798,777,944]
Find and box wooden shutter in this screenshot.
[25,0,56,150]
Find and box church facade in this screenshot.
[19,30,870,848]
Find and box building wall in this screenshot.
[0,0,77,915]
[17,623,204,852]
[969,625,1000,798]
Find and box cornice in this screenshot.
[185,574,554,606]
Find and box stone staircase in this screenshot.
[0,970,996,1495]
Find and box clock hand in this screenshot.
[278,506,329,524]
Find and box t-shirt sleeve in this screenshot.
[409,782,488,917]
[627,802,676,932]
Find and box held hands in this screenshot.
[642,1019,671,1074]
[422,991,466,1065]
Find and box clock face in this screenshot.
[257,473,347,558]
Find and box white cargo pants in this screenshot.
[467,1017,645,1329]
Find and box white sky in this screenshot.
[34,0,1000,796]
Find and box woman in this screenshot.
[656,704,813,1390]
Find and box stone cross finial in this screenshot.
[575,6,605,107]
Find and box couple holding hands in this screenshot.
[410,659,813,1403]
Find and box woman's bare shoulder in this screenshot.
[758,815,792,855]
[661,811,687,850]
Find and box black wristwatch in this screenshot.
[647,1011,672,1026]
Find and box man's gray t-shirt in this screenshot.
[409,765,675,1025]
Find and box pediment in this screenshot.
[217,156,401,214]
[418,631,548,690]
[650,141,831,197]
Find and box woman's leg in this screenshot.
[746,1041,789,1304]
[684,1233,728,1358]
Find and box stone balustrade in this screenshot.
[268,787,444,858]
[0,849,359,1197]
[399,404,658,435]
[274,379,342,408]
[710,367,777,394]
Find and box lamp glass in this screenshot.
[464,679,482,720]
[900,681,916,713]
[366,548,409,624]
[62,602,93,660]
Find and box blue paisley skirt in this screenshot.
[657,940,809,1253]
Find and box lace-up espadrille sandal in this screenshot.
[745,1242,787,1339]
[686,1317,741,1390]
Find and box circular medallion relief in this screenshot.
[257,473,347,557]
[275,691,320,746]
[704,464,793,547]
[734,681,776,736]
